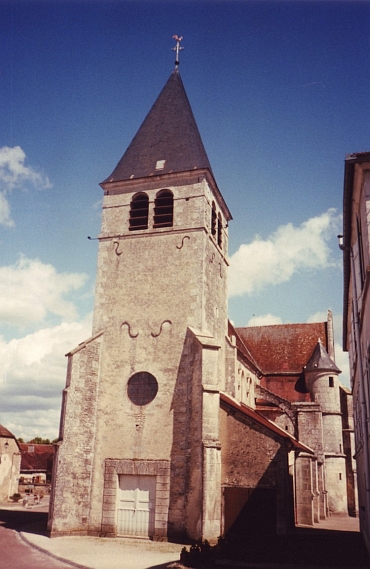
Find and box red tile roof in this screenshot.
[19,443,55,473]
[236,322,328,374]
[0,424,16,438]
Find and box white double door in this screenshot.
[117,475,156,538]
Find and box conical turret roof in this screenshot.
[103,70,213,183]
[305,338,341,373]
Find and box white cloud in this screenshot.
[0,146,51,227]
[335,345,350,388]
[0,146,51,192]
[246,313,283,327]
[0,256,89,327]
[0,191,14,227]
[0,314,93,441]
[306,311,328,324]
[229,209,341,297]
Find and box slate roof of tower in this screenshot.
[236,322,328,374]
[103,70,213,183]
[305,338,341,373]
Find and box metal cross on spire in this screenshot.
[172,35,184,69]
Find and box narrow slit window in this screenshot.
[329,376,334,387]
[129,193,149,231]
[211,202,217,237]
[357,215,366,288]
[217,213,222,248]
[153,190,173,228]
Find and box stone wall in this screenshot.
[48,332,103,535]
[0,438,20,501]
[219,403,293,535]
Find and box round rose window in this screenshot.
[127,372,158,406]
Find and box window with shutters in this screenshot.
[153,190,173,228]
[129,193,149,231]
[211,202,217,237]
[217,212,222,248]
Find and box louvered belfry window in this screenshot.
[217,212,222,248]
[211,202,217,237]
[153,190,174,228]
[129,193,149,231]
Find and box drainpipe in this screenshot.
[339,236,370,535]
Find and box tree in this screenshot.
[27,437,51,444]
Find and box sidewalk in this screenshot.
[2,497,186,569]
[1,498,369,569]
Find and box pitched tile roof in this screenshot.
[103,70,213,183]
[236,322,328,375]
[0,424,16,438]
[19,443,55,472]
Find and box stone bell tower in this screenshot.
[49,42,232,542]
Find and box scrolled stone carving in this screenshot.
[121,321,139,338]
[151,319,172,338]
[176,235,190,249]
[113,240,123,256]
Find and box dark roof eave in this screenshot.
[342,157,355,351]
[220,392,314,453]
[228,321,262,374]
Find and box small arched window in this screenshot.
[217,213,222,248]
[211,202,217,237]
[129,193,149,231]
[154,190,173,228]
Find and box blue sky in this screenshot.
[1,0,369,440]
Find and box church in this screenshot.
[48,43,355,542]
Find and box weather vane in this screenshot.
[172,35,184,69]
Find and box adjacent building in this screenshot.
[48,64,354,541]
[237,318,357,521]
[0,424,21,501]
[342,151,370,554]
[19,443,54,487]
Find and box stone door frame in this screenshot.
[101,459,170,539]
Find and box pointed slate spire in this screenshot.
[103,70,213,183]
[305,338,341,373]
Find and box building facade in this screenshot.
[233,317,356,524]
[19,443,54,486]
[49,66,354,542]
[0,425,21,501]
[342,152,370,554]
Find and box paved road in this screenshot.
[0,508,80,569]
[1,501,369,569]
